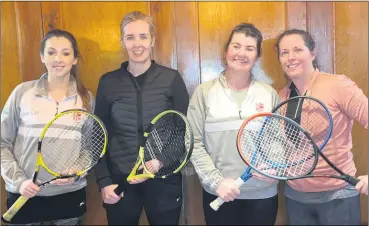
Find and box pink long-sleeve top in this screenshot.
[279,70,368,192]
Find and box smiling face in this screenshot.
[40,37,77,78]
[225,32,259,73]
[121,20,155,64]
[278,34,316,79]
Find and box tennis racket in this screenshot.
[210,112,320,210]
[210,95,334,211]
[2,109,108,223]
[113,110,194,195]
[237,112,360,185]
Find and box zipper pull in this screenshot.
[239,110,242,119]
[55,102,59,116]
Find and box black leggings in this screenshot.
[103,174,183,225]
[202,189,278,225]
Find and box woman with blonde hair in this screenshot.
[94,11,189,225]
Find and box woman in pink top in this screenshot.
[275,29,368,225]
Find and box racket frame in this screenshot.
[237,112,320,181]
[127,110,194,181]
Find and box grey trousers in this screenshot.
[286,195,361,225]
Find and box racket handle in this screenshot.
[2,195,30,223]
[114,183,125,196]
[345,176,360,186]
[209,177,246,211]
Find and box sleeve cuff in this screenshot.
[96,177,113,190]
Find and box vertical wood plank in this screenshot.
[14,2,44,82]
[150,2,177,69]
[307,2,335,74]
[286,2,307,30]
[41,2,62,32]
[174,2,200,97]
[335,2,368,224]
[1,2,22,109]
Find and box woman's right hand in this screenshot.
[101,184,124,204]
[216,178,241,202]
[19,179,40,198]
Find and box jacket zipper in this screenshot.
[55,102,59,116]
[131,76,143,152]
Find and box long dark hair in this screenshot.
[40,29,91,111]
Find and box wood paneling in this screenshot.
[286,2,307,30]
[14,2,44,82]
[335,2,368,224]
[307,2,335,74]
[174,2,201,95]
[1,2,21,110]
[1,2,367,225]
[150,2,177,69]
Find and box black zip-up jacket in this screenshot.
[94,61,189,189]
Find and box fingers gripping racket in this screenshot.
[114,110,194,195]
[210,112,319,211]
[2,109,108,223]
[210,96,334,211]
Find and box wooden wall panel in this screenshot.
[1,2,368,225]
[286,2,307,30]
[1,2,21,110]
[14,2,44,82]
[335,2,368,224]
[150,2,177,69]
[307,2,335,74]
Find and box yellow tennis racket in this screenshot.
[114,110,193,195]
[2,109,108,223]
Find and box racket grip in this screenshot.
[346,176,360,186]
[114,183,125,196]
[209,177,246,211]
[2,195,30,223]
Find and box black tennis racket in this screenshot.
[240,112,359,184]
[113,110,194,195]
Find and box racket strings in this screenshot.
[41,113,106,176]
[278,98,331,148]
[143,114,191,176]
[240,116,316,179]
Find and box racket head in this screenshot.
[139,110,194,179]
[236,112,320,180]
[272,95,333,150]
[37,109,108,181]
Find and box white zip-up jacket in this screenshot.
[187,73,280,199]
[1,73,95,196]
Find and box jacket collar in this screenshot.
[34,73,78,97]
[120,60,160,85]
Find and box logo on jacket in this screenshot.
[256,102,264,112]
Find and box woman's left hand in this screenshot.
[355,175,368,195]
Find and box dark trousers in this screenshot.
[286,195,361,225]
[103,174,182,225]
[202,189,278,225]
[5,188,86,224]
